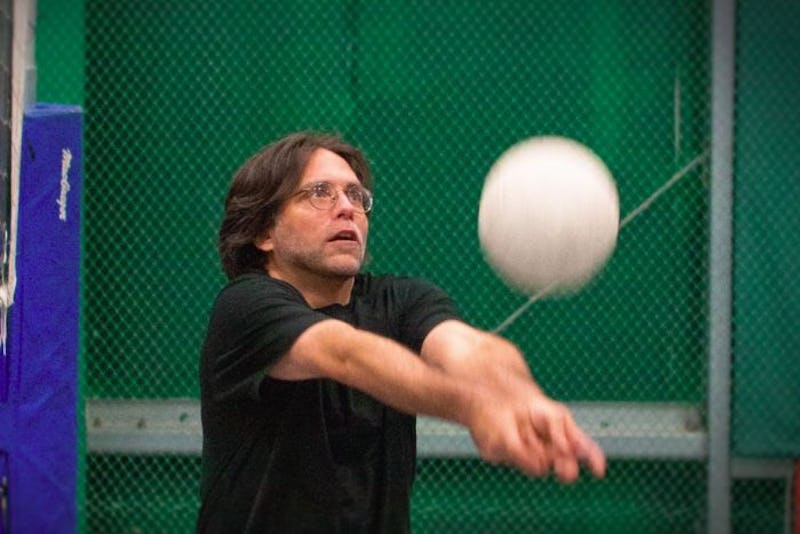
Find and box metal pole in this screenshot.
[708,0,736,532]
[1,0,35,352]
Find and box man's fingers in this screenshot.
[585,440,607,478]
[537,403,608,481]
[545,408,572,456]
[574,429,607,478]
[553,455,580,483]
[514,415,550,476]
[473,395,607,481]
[471,416,548,477]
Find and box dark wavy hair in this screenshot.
[218,132,373,280]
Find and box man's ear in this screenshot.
[254,228,273,253]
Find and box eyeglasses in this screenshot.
[293,181,373,214]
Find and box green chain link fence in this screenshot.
[35,1,798,532]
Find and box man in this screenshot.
[197,132,606,533]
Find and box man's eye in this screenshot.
[309,184,332,198]
[345,187,364,203]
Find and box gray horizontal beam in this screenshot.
[84,399,793,479]
[87,399,704,458]
[87,398,201,455]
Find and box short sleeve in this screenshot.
[394,277,460,353]
[201,273,329,402]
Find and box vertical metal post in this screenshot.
[0,0,12,353]
[1,0,35,352]
[708,0,736,533]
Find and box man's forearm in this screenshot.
[278,319,481,427]
[421,320,543,396]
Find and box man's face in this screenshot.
[256,148,370,282]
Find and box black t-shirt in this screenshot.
[197,271,459,533]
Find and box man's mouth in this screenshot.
[328,230,359,243]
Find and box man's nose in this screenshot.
[333,190,356,216]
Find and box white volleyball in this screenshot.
[478,136,619,295]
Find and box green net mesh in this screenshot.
[33,1,798,532]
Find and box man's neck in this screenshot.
[266,267,355,309]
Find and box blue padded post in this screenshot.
[0,104,83,534]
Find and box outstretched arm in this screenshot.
[267,318,481,428]
[267,317,605,482]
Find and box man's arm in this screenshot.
[268,317,605,482]
[267,318,478,428]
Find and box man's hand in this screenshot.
[421,320,606,482]
[466,384,606,482]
